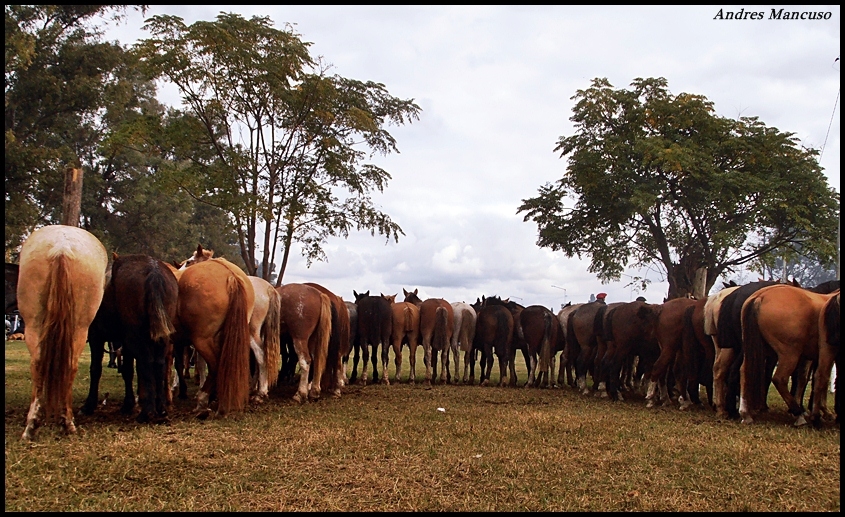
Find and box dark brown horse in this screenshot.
[470,297,514,386]
[480,295,525,387]
[675,296,715,410]
[276,283,332,402]
[600,300,662,401]
[739,285,840,426]
[646,296,698,408]
[403,289,454,385]
[82,253,179,424]
[519,305,559,388]
[17,225,108,440]
[591,301,626,397]
[353,290,393,385]
[567,300,607,394]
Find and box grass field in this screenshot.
[4,340,840,511]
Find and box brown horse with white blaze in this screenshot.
[17,225,108,440]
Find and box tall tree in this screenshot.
[518,77,839,299]
[135,13,421,282]
[5,5,147,252]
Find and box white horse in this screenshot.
[450,301,477,384]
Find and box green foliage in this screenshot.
[519,77,839,298]
[4,5,148,253]
[134,12,421,281]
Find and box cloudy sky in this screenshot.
[103,5,840,310]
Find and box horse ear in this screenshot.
[364,290,370,297]
[196,244,204,255]
[353,290,359,298]
[413,288,418,295]
[403,288,409,296]
[112,251,119,260]
[172,260,182,269]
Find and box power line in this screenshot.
[820,88,839,162]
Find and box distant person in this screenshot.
[595,292,607,304]
[589,293,596,303]
[635,296,646,302]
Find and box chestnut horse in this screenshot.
[403,289,454,385]
[739,285,840,426]
[304,282,348,397]
[383,294,421,384]
[176,257,254,417]
[275,283,332,402]
[82,253,178,424]
[17,225,108,440]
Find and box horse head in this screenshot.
[403,288,422,306]
[353,290,369,302]
[381,293,396,303]
[179,244,214,270]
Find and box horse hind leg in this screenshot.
[248,333,269,403]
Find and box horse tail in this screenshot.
[321,297,345,393]
[741,295,767,412]
[593,304,608,339]
[216,273,251,414]
[539,310,554,374]
[38,253,75,422]
[602,306,615,345]
[144,261,176,342]
[263,286,282,389]
[717,292,738,349]
[315,293,332,387]
[433,306,449,351]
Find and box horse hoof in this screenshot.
[195,409,211,420]
[646,400,655,408]
[332,389,342,398]
[381,378,390,386]
[292,393,305,404]
[793,415,808,427]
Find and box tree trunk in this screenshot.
[692,267,707,299]
[61,167,83,227]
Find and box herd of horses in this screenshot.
[5,225,841,441]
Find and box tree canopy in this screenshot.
[518,77,839,299]
[134,13,421,282]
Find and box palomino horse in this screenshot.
[450,301,477,384]
[382,294,421,384]
[557,302,582,388]
[811,291,840,427]
[403,289,454,385]
[17,225,108,440]
[176,257,254,417]
[739,285,840,426]
[82,253,178,423]
[275,283,332,402]
[470,296,514,386]
[352,290,393,385]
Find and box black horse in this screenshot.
[353,290,393,385]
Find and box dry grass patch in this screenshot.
[5,340,840,511]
